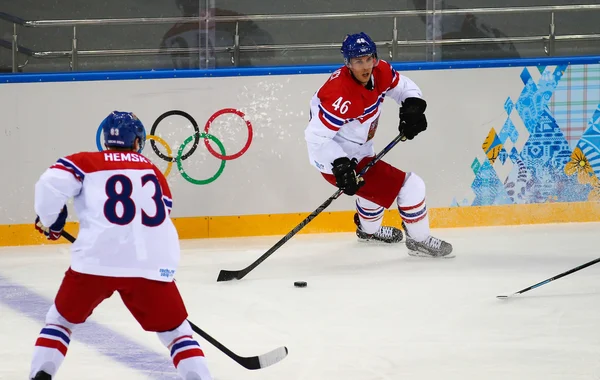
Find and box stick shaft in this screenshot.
[217,133,405,281]
[510,257,600,297]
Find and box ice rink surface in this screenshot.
[1,223,600,380]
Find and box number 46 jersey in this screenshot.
[304,59,423,174]
[34,151,179,282]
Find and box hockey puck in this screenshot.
[294,281,307,288]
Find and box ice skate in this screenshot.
[403,222,454,258]
[32,371,51,380]
[354,213,403,243]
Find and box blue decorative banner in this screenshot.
[456,64,600,206]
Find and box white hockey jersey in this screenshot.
[34,151,179,282]
[304,60,423,174]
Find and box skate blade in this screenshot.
[357,237,404,244]
[407,250,455,259]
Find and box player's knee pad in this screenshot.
[157,319,193,348]
[45,304,77,330]
[397,172,426,207]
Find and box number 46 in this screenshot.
[332,97,351,114]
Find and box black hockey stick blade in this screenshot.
[217,269,244,282]
[188,320,288,370]
[216,133,406,282]
[496,256,600,299]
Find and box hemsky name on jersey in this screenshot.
[104,152,150,163]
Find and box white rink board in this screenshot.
[0,66,524,224]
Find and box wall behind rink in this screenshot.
[2,57,600,246]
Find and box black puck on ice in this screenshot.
[294,281,307,288]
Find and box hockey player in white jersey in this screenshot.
[304,32,453,258]
[30,111,213,380]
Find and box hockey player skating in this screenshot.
[30,112,213,379]
[304,32,453,258]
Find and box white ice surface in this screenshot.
[1,223,600,380]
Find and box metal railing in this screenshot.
[2,4,600,72]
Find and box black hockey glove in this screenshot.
[399,97,428,140]
[331,157,364,196]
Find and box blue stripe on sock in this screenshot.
[399,206,427,219]
[170,340,200,356]
[40,327,71,345]
[356,203,383,217]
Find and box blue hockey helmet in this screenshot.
[341,32,378,65]
[101,111,146,153]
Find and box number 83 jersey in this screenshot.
[34,151,179,282]
[304,59,423,174]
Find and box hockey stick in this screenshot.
[217,133,406,282]
[59,231,288,370]
[497,257,600,299]
[62,230,76,243]
[187,320,288,370]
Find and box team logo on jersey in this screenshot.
[159,268,176,279]
[367,116,380,141]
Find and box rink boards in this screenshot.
[2,56,600,245]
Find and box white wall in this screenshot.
[0,65,534,224]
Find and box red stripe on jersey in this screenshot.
[50,165,83,182]
[358,108,379,124]
[318,111,341,131]
[173,348,205,367]
[390,71,400,89]
[35,337,68,356]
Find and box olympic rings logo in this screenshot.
[95,109,253,185]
